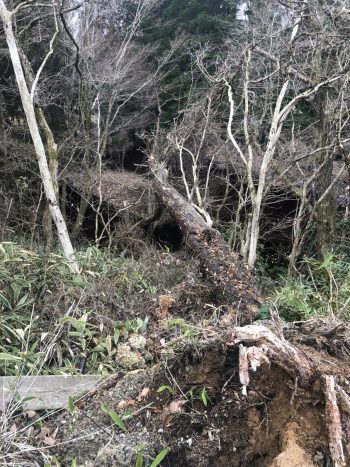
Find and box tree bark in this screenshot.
[0,2,79,273]
[36,107,59,250]
[153,172,262,324]
[314,90,335,257]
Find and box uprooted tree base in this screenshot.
[31,317,350,467]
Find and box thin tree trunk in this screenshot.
[72,194,90,240]
[314,91,335,256]
[61,179,67,221]
[36,107,59,250]
[0,2,79,273]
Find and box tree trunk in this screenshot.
[72,193,91,241]
[153,173,262,324]
[18,41,60,252]
[314,154,335,256]
[0,2,79,273]
[36,107,59,251]
[314,92,335,256]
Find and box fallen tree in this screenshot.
[151,163,262,324]
[147,164,350,465]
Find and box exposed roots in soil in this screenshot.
[7,317,350,467]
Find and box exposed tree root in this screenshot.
[232,324,316,387]
[29,318,350,466]
[233,324,350,467]
[324,376,345,467]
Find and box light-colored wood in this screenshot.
[0,375,102,411]
[0,0,79,273]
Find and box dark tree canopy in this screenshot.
[142,0,237,44]
[140,0,239,122]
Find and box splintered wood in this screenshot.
[324,376,345,467]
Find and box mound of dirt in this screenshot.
[270,423,314,467]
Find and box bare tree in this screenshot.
[0,0,79,272]
[61,0,173,242]
[196,0,350,268]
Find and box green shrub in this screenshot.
[268,253,350,321]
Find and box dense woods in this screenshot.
[1,1,350,466]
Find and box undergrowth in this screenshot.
[1,242,350,466]
[0,242,194,377]
[2,240,350,378]
[263,252,350,321]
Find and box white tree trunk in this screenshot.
[0,2,79,273]
[246,5,307,267]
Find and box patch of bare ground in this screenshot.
[30,315,350,467]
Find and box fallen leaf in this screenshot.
[156,295,176,320]
[43,436,57,446]
[117,400,127,409]
[37,426,50,440]
[167,399,187,414]
[10,423,17,433]
[127,399,136,406]
[137,387,151,401]
[75,399,85,409]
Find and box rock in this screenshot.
[94,443,136,467]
